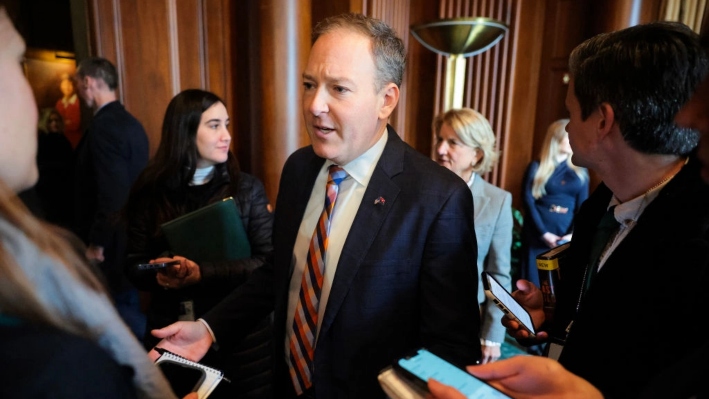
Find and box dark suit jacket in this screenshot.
[204,126,481,398]
[73,101,148,293]
[551,157,709,398]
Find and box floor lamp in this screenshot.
[411,17,508,111]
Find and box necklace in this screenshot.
[625,157,689,226]
[643,160,685,195]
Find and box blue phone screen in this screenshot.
[398,349,511,399]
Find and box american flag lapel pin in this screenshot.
[374,196,386,205]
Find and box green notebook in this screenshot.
[160,197,251,262]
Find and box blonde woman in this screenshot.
[521,119,588,288]
[434,108,512,364]
[0,7,179,398]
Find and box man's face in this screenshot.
[675,76,709,182]
[74,74,95,108]
[564,79,599,169]
[302,28,392,166]
[0,8,38,192]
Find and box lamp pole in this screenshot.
[411,17,508,111]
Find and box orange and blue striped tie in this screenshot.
[288,165,348,394]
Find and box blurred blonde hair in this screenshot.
[433,108,500,174]
[532,119,587,198]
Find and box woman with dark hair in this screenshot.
[125,89,273,399]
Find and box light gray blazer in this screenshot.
[470,174,513,344]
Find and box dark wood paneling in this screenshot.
[255,0,312,204]
[532,0,590,163]
[406,0,441,155]
[175,0,204,90]
[500,0,545,208]
[204,0,232,104]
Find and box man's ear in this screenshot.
[378,83,400,120]
[597,102,616,139]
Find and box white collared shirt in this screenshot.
[284,131,388,359]
[597,180,669,271]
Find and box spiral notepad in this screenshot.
[154,348,225,399]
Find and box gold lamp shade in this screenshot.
[411,17,508,110]
[410,17,508,57]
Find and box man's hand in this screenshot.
[429,356,603,399]
[149,321,213,362]
[428,378,466,399]
[466,355,604,399]
[86,244,105,263]
[501,279,547,343]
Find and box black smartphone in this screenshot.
[136,260,180,271]
[393,348,511,398]
[481,271,537,336]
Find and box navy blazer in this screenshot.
[204,126,481,398]
[73,101,148,292]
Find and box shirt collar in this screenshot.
[325,130,388,187]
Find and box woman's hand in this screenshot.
[154,256,202,289]
[542,232,561,248]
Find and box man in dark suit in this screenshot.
[73,57,149,339]
[431,20,709,399]
[151,13,481,398]
[498,22,709,399]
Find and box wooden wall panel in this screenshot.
[532,0,590,167]
[406,0,441,154]
[252,0,312,204]
[360,0,412,141]
[204,0,233,106]
[175,0,204,90]
[501,0,545,208]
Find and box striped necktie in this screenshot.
[288,164,348,394]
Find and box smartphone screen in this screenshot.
[482,272,537,336]
[396,349,511,399]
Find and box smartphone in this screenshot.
[136,260,180,271]
[394,348,511,398]
[481,271,537,337]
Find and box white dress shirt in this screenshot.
[598,177,671,270]
[284,131,388,360]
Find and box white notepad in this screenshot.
[154,348,225,399]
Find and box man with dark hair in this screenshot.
[73,56,149,340]
[150,12,481,398]
[500,21,709,398]
[430,20,709,399]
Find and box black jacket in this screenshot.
[126,166,274,399]
[551,157,709,398]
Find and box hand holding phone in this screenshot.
[393,348,511,398]
[136,260,181,271]
[482,272,537,337]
